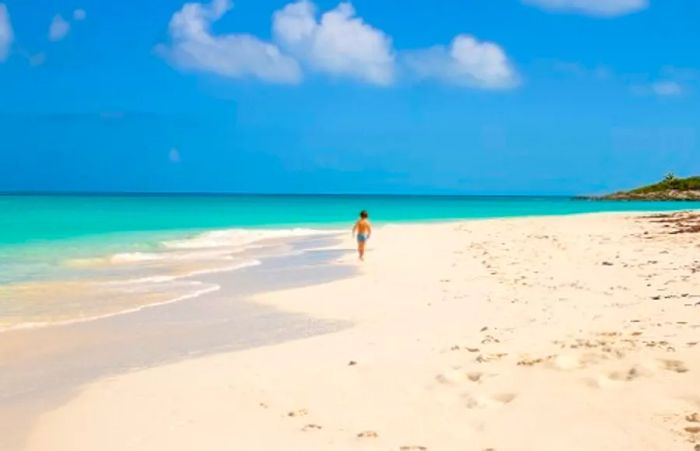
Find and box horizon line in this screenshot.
[0,190,583,199]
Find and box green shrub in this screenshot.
[630,175,700,194]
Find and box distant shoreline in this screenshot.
[4,190,700,201]
[581,176,700,201]
[576,193,700,201]
[0,191,579,199]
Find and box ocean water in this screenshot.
[4,194,700,245]
[1,194,697,330]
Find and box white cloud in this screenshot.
[522,0,648,17]
[0,4,13,61]
[402,34,519,90]
[169,148,181,163]
[28,52,46,66]
[553,61,613,80]
[651,81,683,96]
[158,0,302,84]
[273,1,395,85]
[659,66,700,83]
[158,0,517,90]
[552,63,692,97]
[73,9,87,21]
[49,14,71,41]
[631,81,684,97]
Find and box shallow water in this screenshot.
[3,194,699,248]
[1,194,698,329]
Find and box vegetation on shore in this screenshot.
[593,174,700,200]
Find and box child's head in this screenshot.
[360,210,369,219]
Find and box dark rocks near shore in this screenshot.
[578,189,700,201]
[600,189,700,201]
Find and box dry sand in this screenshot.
[25,213,700,451]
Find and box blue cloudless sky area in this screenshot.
[1,0,699,194]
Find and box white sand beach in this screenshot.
[25,213,700,451]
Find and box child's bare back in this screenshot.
[352,210,372,260]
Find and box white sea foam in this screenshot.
[107,275,178,285]
[109,260,262,285]
[5,227,341,333]
[162,228,339,250]
[110,252,165,263]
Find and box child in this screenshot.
[352,210,372,261]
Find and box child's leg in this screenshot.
[358,241,365,260]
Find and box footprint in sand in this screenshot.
[450,345,481,353]
[607,366,650,382]
[288,409,308,417]
[400,446,427,450]
[302,424,322,431]
[357,431,378,439]
[481,335,501,344]
[517,356,555,367]
[476,353,507,364]
[467,372,483,382]
[435,370,484,385]
[463,392,517,409]
[661,359,689,373]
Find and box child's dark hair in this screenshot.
[360,210,369,219]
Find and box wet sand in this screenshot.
[0,235,354,450]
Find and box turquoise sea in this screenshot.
[1,194,697,330]
[4,194,700,244]
[3,194,700,270]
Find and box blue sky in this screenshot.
[0,0,699,194]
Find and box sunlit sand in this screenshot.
[24,213,700,451]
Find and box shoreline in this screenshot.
[0,283,222,333]
[8,208,699,336]
[8,207,700,336]
[18,212,700,451]
[0,228,343,332]
[9,206,697,334]
[0,234,355,451]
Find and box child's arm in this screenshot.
[352,221,358,236]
